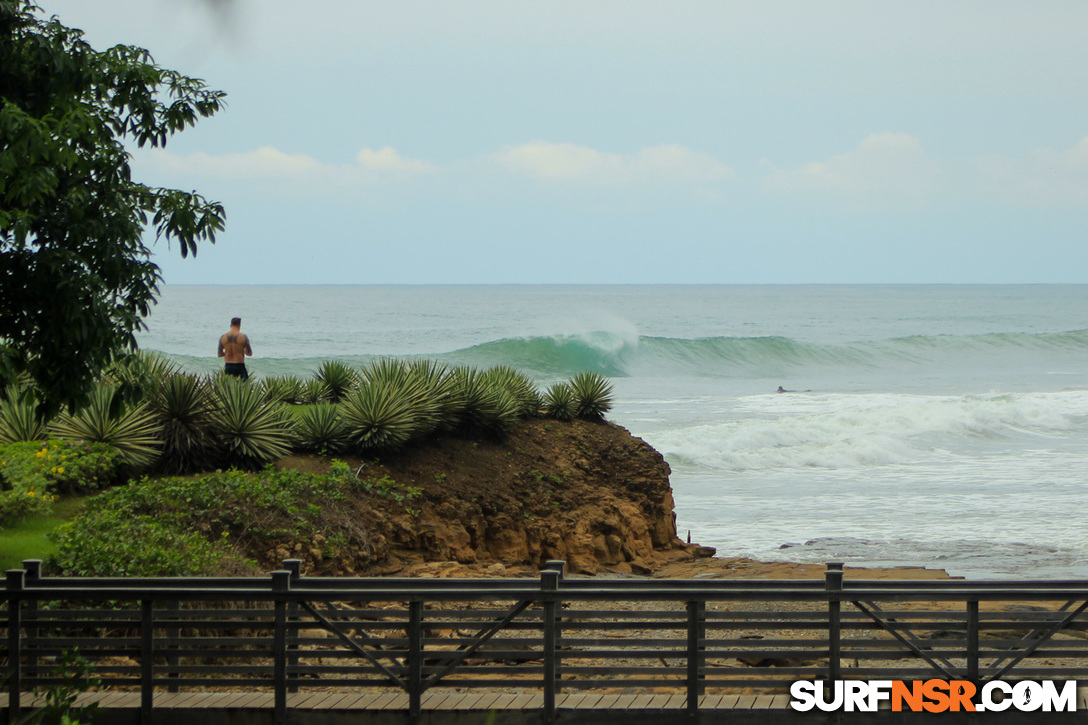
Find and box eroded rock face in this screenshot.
[348,419,696,575]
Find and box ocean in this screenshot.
[137,285,1088,580]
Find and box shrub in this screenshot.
[150,373,218,474]
[210,377,294,468]
[294,403,350,455]
[0,439,121,525]
[340,380,420,451]
[451,367,520,438]
[316,361,358,403]
[300,378,330,405]
[259,375,306,405]
[49,385,161,470]
[484,366,544,418]
[362,359,444,438]
[105,351,178,407]
[0,385,48,444]
[544,382,576,421]
[568,371,614,420]
[48,466,365,576]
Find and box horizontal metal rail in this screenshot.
[3,559,1088,724]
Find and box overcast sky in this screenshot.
[39,1,1088,284]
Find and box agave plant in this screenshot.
[150,373,218,474]
[316,360,359,403]
[568,371,614,420]
[0,385,48,444]
[258,375,305,405]
[294,402,351,455]
[484,366,544,418]
[49,384,161,469]
[105,351,178,407]
[362,358,445,438]
[543,382,576,421]
[209,377,294,468]
[300,378,330,405]
[340,380,420,451]
[451,367,521,438]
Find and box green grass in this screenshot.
[0,496,87,571]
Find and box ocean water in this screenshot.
[137,285,1088,580]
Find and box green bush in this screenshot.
[450,367,521,438]
[294,403,350,455]
[544,382,576,421]
[568,371,614,420]
[0,385,47,444]
[0,440,121,525]
[151,373,218,474]
[48,465,363,577]
[316,361,358,403]
[484,366,544,418]
[210,378,294,468]
[49,385,161,469]
[259,375,305,405]
[341,380,420,451]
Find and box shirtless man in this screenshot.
[218,317,253,380]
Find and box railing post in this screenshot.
[283,559,302,694]
[686,599,706,718]
[408,599,424,722]
[166,600,180,693]
[825,563,843,682]
[141,599,154,724]
[272,570,291,725]
[967,600,979,683]
[6,569,24,722]
[541,564,563,723]
[21,560,40,687]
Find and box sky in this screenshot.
[37,0,1088,284]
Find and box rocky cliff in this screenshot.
[277,419,705,576]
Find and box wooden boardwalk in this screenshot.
[7,689,1088,723]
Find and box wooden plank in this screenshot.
[664,694,686,709]
[735,694,757,709]
[627,694,657,709]
[646,694,673,709]
[194,693,242,708]
[698,694,723,709]
[560,693,589,709]
[229,692,273,709]
[353,692,397,710]
[378,692,410,710]
[589,694,621,709]
[715,695,741,709]
[505,693,536,710]
[421,691,455,710]
[752,694,776,709]
[488,693,520,710]
[286,692,327,709]
[159,692,207,709]
[576,694,603,708]
[310,693,357,710]
[451,693,488,710]
[769,694,792,709]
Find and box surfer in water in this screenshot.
[777,386,811,393]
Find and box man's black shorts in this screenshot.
[224,362,249,381]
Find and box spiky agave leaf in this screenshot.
[451,367,520,438]
[483,366,544,418]
[340,380,419,451]
[259,375,305,405]
[0,385,48,444]
[568,371,614,420]
[300,378,330,405]
[316,360,359,403]
[105,351,178,407]
[294,402,351,455]
[209,377,294,468]
[49,384,161,469]
[150,373,218,474]
[543,382,576,421]
[363,358,444,437]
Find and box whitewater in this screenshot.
[137,285,1088,579]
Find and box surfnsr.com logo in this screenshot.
[789,679,1078,713]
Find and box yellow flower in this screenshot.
[28,491,35,497]
[57,467,64,474]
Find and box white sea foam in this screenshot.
[652,391,1085,472]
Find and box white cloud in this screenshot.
[355,146,436,176]
[763,133,943,204]
[492,142,733,185]
[137,145,434,184]
[973,136,1088,207]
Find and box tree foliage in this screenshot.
[0,0,226,414]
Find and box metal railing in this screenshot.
[3,559,1088,724]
